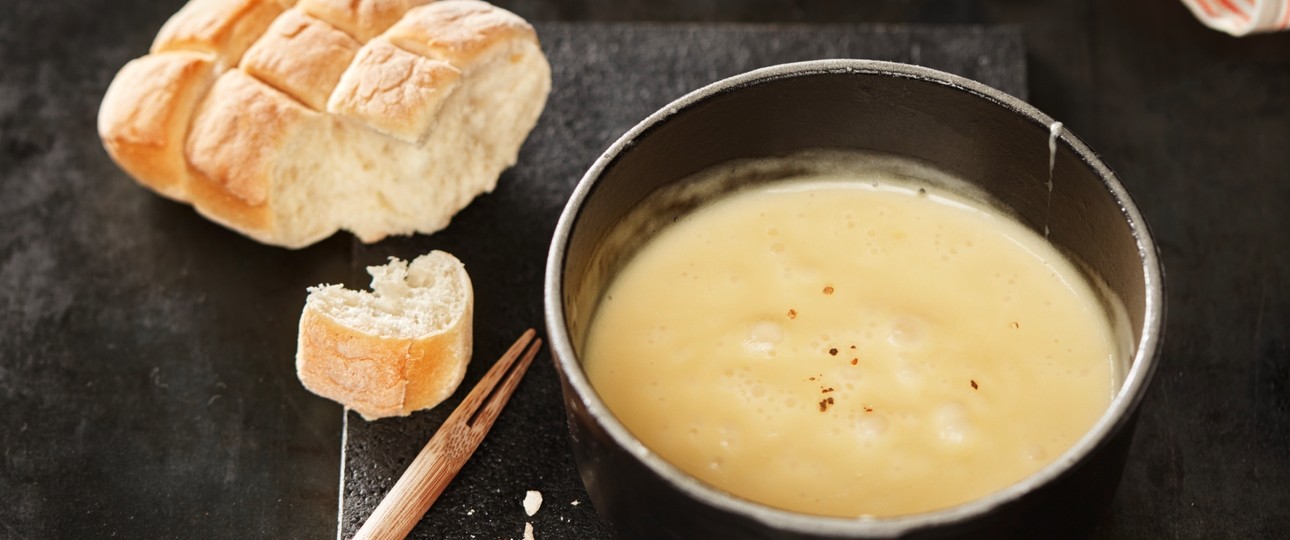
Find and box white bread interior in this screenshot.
[99,0,551,248]
[296,251,473,420]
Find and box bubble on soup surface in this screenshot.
[855,414,889,441]
[1024,444,1048,462]
[888,316,928,348]
[743,321,783,354]
[638,322,668,344]
[896,360,922,386]
[934,402,974,444]
[934,402,967,421]
[939,422,972,444]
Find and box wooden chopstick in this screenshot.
[353,328,543,540]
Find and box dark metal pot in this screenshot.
[544,60,1164,540]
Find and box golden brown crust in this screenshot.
[185,161,275,242]
[184,70,318,241]
[297,308,410,419]
[97,52,216,201]
[241,9,360,111]
[152,0,287,67]
[403,298,473,412]
[186,69,312,207]
[297,0,434,42]
[384,0,536,70]
[327,39,460,143]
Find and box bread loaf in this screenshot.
[98,0,551,248]
[297,251,472,419]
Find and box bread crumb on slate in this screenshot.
[523,490,543,517]
[523,522,535,540]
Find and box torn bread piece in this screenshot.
[297,251,473,420]
[99,0,551,248]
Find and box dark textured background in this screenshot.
[3,1,1289,539]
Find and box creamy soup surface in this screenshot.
[583,157,1120,518]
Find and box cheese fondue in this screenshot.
[582,155,1120,518]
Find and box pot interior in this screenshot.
[549,61,1161,538]
[562,68,1148,372]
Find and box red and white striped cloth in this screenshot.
[1181,0,1290,35]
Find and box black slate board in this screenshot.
[337,23,1027,540]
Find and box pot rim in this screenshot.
[543,59,1164,536]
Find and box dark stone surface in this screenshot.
[2,1,347,538]
[2,0,1289,539]
[336,23,1026,540]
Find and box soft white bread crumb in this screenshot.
[523,490,542,516]
[296,251,473,420]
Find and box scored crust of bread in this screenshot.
[296,251,473,420]
[241,8,361,111]
[97,52,216,201]
[298,0,434,42]
[99,0,551,248]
